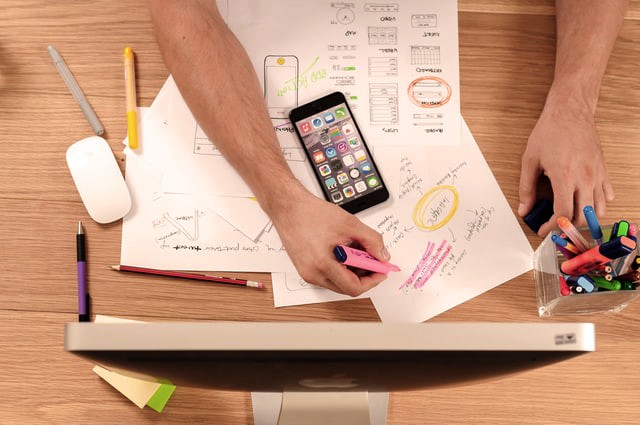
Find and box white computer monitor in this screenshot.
[65,322,595,425]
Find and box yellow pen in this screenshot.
[124,47,138,149]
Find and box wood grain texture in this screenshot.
[1,1,640,423]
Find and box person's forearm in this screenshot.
[549,0,628,113]
[148,0,306,215]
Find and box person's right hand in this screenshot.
[268,185,391,296]
[518,95,615,236]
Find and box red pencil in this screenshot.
[111,265,264,289]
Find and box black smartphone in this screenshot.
[289,92,390,214]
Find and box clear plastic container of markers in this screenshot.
[534,226,640,317]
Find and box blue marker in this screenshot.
[566,274,596,293]
[551,234,568,247]
[583,206,603,245]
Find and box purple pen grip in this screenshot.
[78,261,87,314]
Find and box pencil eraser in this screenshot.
[523,198,554,233]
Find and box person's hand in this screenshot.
[518,96,614,236]
[268,185,390,296]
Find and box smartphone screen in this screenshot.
[290,92,389,214]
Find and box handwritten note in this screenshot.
[121,154,295,273]
[362,121,533,323]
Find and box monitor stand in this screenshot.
[252,391,389,425]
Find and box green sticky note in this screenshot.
[146,383,176,413]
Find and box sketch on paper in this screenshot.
[264,55,299,119]
[408,76,452,109]
[412,185,459,231]
[332,3,356,25]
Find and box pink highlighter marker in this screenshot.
[333,245,400,274]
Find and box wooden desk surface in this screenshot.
[2,1,639,423]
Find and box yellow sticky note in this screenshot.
[93,365,161,409]
[91,315,176,412]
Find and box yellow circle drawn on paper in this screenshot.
[277,57,286,65]
[412,185,459,231]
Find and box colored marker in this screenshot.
[333,245,400,274]
[614,270,640,283]
[572,285,584,294]
[557,217,589,252]
[560,236,636,276]
[611,220,637,275]
[124,47,139,150]
[601,264,613,274]
[630,256,640,271]
[558,275,571,296]
[591,275,621,291]
[582,206,603,245]
[551,235,576,258]
[77,221,90,322]
[609,222,620,241]
[565,274,596,293]
[614,244,637,276]
[616,221,630,238]
[551,234,580,255]
[564,241,581,255]
[556,245,576,259]
[621,281,637,290]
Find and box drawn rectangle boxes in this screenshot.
[368,26,398,45]
[369,83,399,125]
[368,57,398,77]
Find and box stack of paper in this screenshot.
[120,0,533,322]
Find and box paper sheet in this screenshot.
[125,101,271,242]
[121,153,294,272]
[158,76,319,199]
[272,272,369,307]
[227,0,461,147]
[364,121,533,322]
[271,120,533,318]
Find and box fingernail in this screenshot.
[518,203,526,216]
[381,247,390,261]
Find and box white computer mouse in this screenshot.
[66,136,132,224]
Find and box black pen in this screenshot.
[77,221,90,322]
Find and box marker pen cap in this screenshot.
[333,246,349,263]
[599,236,635,259]
[583,206,603,240]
